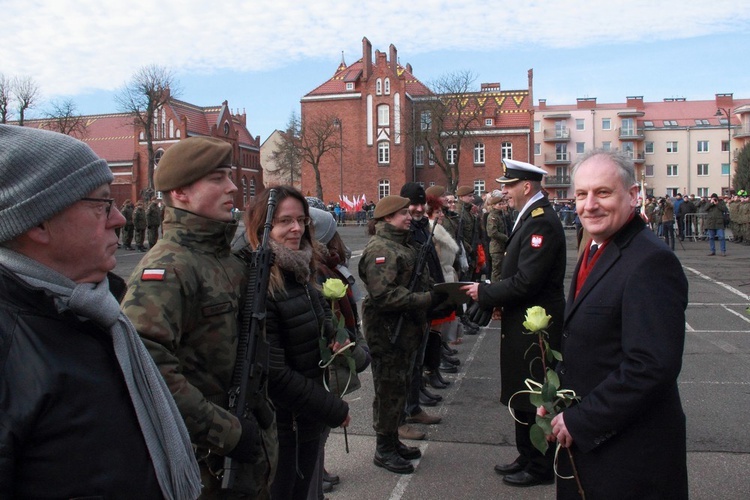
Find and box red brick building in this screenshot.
[300,37,534,202]
[23,95,263,209]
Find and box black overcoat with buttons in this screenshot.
[556,215,688,499]
[477,195,566,411]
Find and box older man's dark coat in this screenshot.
[556,216,688,499]
[477,195,566,411]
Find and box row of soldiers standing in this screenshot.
[118,198,163,251]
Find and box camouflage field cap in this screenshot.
[425,185,445,197]
[373,195,410,219]
[155,136,233,192]
[456,186,474,197]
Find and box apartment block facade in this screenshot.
[535,93,750,199]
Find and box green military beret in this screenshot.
[374,195,410,219]
[456,185,474,197]
[154,136,233,192]
[425,185,445,197]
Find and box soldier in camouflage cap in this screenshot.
[359,195,448,474]
[121,137,277,498]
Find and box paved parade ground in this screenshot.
[114,225,750,499]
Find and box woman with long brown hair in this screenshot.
[244,186,350,500]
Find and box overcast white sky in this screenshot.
[3,0,750,140]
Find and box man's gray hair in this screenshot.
[572,149,636,190]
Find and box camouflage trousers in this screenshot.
[134,229,146,247]
[122,225,134,247]
[371,349,414,436]
[147,226,159,248]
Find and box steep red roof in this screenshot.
[304,59,431,98]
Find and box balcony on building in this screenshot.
[734,126,750,138]
[628,150,646,163]
[544,174,571,187]
[543,128,571,141]
[544,152,571,164]
[618,127,645,140]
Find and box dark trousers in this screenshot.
[272,436,321,500]
[662,221,675,250]
[514,409,554,479]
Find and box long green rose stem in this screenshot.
[333,366,349,453]
[566,448,585,499]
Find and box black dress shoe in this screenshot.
[323,470,340,485]
[502,470,554,487]
[419,394,438,406]
[494,460,524,475]
[322,480,334,493]
[420,386,443,402]
[441,342,458,356]
[425,371,448,389]
[439,361,458,373]
[441,354,460,366]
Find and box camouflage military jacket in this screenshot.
[133,206,147,230]
[121,204,134,228]
[146,203,161,227]
[457,201,477,257]
[358,221,432,355]
[121,206,247,455]
[486,207,509,255]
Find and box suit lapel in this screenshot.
[565,215,645,322]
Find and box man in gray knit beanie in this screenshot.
[0,124,201,499]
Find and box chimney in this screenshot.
[389,44,398,75]
[716,93,734,109]
[406,63,412,74]
[576,97,597,109]
[362,37,372,81]
[626,96,644,110]
[538,99,547,110]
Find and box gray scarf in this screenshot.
[0,247,201,499]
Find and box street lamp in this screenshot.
[715,108,733,196]
[333,118,343,201]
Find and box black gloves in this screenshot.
[227,414,261,463]
[428,291,455,320]
[466,301,493,327]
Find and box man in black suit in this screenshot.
[549,149,688,499]
[463,159,566,487]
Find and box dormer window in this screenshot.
[346,82,354,91]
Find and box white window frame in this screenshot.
[376,78,382,95]
[666,141,678,153]
[645,141,654,154]
[534,143,541,156]
[667,164,678,177]
[421,111,431,131]
[378,179,390,199]
[346,82,354,91]
[576,118,585,131]
[534,120,541,133]
[447,144,457,165]
[378,142,390,164]
[473,142,485,165]
[697,187,709,197]
[602,141,611,151]
[501,142,513,160]
[377,104,389,126]
[473,179,486,196]
[697,163,709,176]
[485,118,493,126]
[645,164,654,177]
[602,118,612,130]
[697,140,709,153]
[576,142,585,154]
[415,145,424,166]
[384,78,390,95]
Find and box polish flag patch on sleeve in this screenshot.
[375,256,386,265]
[141,268,166,281]
[531,234,544,248]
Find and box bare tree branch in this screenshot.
[268,112,302,186]
[13,75,41,126]
[0,73,12,124]
[115,64,180,193]
[411,70,484,192]
[299,112,342,200]
[42,99,88,138]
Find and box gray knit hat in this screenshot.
[309,207,337,244]
[0,124,114,242]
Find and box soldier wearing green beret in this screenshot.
[359,195,449,474]
[121,136,278,499]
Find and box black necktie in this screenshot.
[589,244,599,260]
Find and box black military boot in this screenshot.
[396,439,422,460]
[374,434,415,474]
